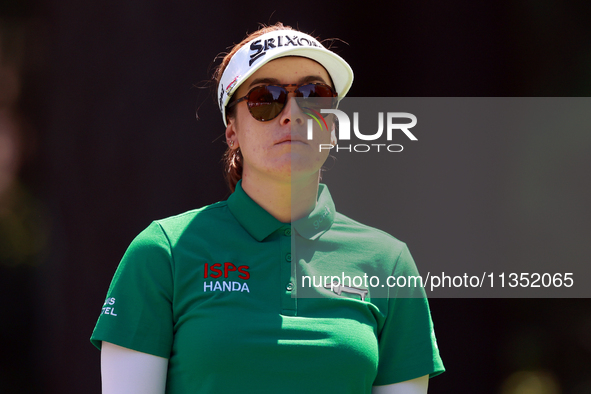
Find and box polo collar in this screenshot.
[292,184,335,240]
[227,181,284,242]
[227,180,335,242]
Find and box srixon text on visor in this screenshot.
[308,111,418,153]
[249,35,320,66]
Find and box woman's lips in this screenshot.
[275,136,307,145]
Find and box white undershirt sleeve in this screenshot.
[372,375,429,394]
[101,341,168,394]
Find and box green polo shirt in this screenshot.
[91,181,444,392]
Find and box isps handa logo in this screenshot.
[306,109,418,153]
[203,262,250,293]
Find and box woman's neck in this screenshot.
[240,173,320,223]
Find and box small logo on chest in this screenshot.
[203,262,250,293]
[325,281,368,301]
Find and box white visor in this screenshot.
[218,29,354,126]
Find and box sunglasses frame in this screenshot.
[226,82,337,122]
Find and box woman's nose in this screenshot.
[279,95,305,126]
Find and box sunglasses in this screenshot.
[226,83,338,122]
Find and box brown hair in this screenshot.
[213,22,295,192]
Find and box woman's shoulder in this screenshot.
[328,211,413,268]
[333,211,406,247]
[156,200,229,226]
[327,211,419,281]
[133,200,233,246]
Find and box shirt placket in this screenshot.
[279,225,296,316]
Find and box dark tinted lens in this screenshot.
[296,84,337,110]
[296,84,336,98]
[247,86,287,121]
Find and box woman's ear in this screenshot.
[225,117,239,148]
[330,122,337,146]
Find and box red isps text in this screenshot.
[204,262,250,280]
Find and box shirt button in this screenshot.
[284,228,292,236]
[285,253,292,262]
[286,282,294,291]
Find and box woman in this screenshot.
[91,23,444,393]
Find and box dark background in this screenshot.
[1,0,590,393]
